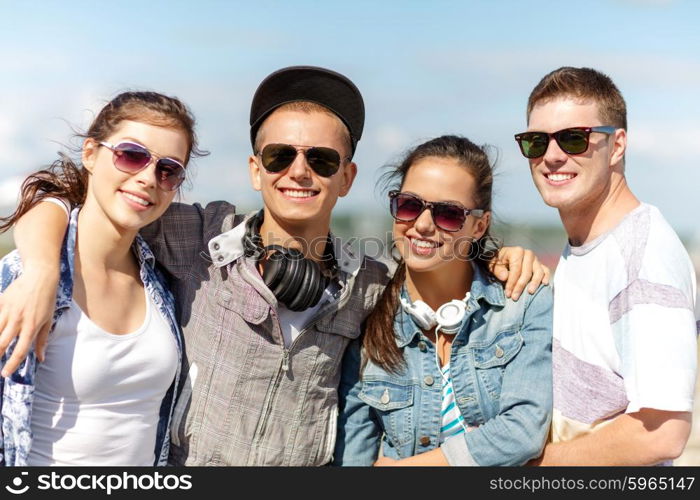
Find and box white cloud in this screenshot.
[0,116,34,172]
[417,49,700,91]
[629,121,700,163]
[0,47,71,74]
[0,78,114,178]
[372,124,410,156]
[0,175,24,210]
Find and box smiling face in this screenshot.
[527,97,625,214]
[249,108,357,234]
[82,119,189,237]
[393,156,490,277]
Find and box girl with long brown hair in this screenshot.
[0,91,204,465]
[333,135,553,466]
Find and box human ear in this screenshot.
[472,211,491,240]
[249,154,262,191]
[338,161,357,197]
[610,128,627,167]
[82,139,98,173]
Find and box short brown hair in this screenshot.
[527,67,627,130]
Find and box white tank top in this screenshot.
[27,290,178,466]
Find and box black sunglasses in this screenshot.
[389,191,484,232]
[99,141,186,191]
[257,143,348,177]
[514,126,616,159]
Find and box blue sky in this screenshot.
[1,0,699,236]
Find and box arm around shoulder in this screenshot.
[139,200,237,279]
[0,201,67,373]
[14,199,68,269]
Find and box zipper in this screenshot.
[254,347,288,442]
[281,348,289,372]
[274,272,352,370]
[254,274,352,444]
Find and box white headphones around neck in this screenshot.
[402,290,473,436]
[400,292,471,334]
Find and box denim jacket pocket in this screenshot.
[471,329,524,400]
[359,379,414,449]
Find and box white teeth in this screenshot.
[283,189,317,198]
[411,238,438,248]
[547,173,575,182]
[122,192,151,206]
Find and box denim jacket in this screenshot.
[334,265,553,466]
[0,208,184,466]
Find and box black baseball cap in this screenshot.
[249,65,365,155]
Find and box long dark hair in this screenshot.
[363,135,499,373]
[0,91,206,232]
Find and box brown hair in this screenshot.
[363,135,500,373]
[253,101,353,158]
[0,91,206,232]
[527,66,627,130]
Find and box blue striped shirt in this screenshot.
[439,363,465,443]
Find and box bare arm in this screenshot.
[532,409,692,466]
[0,201,67,375]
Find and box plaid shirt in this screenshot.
[140,202,390,465]
[0,208,183,466]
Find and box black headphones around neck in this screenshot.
[243,210,334,312]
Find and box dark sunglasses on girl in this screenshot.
[389,191,484,232]
[257,143,347,177]
[99,141,186,191]
[514,126,616,159]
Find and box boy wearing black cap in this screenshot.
[162,66,393,465]
[4,66,546,465]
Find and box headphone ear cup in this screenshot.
[287,259,312,311]
[400,298,437,330]
[288,258,316,311]
[435,300,467,334]
[263,248,287,296]
[276,249,305,305]
[261,244,329,312]
[412,300,437,330]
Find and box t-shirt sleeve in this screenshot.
[613,269,697,414]
[40,196,70,218]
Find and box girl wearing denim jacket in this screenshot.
[0,92,202,465]
[334,135,553,466]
